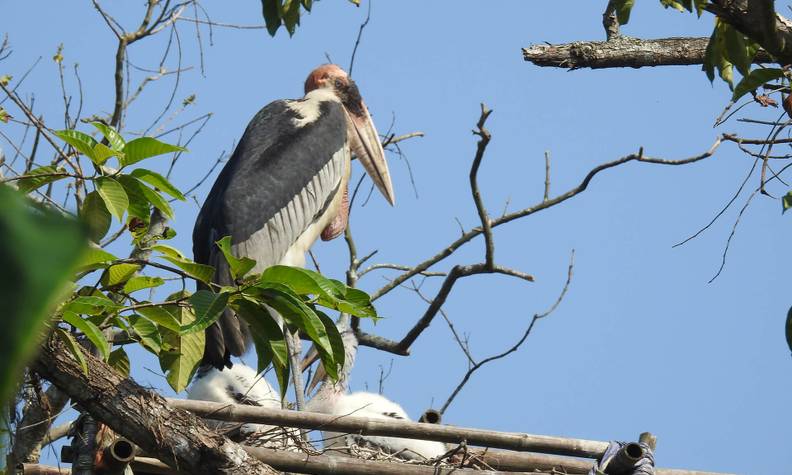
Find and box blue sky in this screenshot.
[3,1,790,474]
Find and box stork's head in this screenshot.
[305,64,395,205]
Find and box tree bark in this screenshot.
[523,36,773,69]
[10,384,69,467]
[31,338,279,475]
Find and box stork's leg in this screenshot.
[285,330,306,411]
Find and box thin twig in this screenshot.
[439,251,574,415]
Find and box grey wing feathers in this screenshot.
[193,98,347,369]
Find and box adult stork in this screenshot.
[193,64,395,372]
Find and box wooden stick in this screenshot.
[135,449,530,475]
[470,449,736,475]
[167,398,608,458]
[19,464,70,475]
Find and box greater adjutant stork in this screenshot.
[193,64,395,370]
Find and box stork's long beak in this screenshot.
[301,345,325,394]
[345,103,396,205]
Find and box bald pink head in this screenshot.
[304,64,348,94]
[302,63,396,206]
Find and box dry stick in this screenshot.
[167,398,607,458]
[543,150,551,201]
[0,83,78,172]
[470,103,494,268]
[347,0,372,77]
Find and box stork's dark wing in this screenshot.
[193,98,348,369]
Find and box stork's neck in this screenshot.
[303,87,340,103]
[310,325,358,401]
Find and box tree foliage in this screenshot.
[1,121,378,396]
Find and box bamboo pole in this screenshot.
[133,449,534,475]
[470,449,737,475]
[167,398,609,458]
[19,464,70,475]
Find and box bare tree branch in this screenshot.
[369,137,723,305]
[523,36,773,70]
[439,251,574,415]
[602,1,620,40]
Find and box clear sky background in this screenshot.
[2,2,790,474]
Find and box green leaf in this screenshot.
[55,329,88,376]
[241,299,291,398]
[315,310,344,381]
[702,20,735,88]
[123,276,165,293]
[783,190,792,213]
[63,295,119,315]
[0,185,87,403]
[216,236,256,280]
[95,177,129,221]
[77,245,117,271]
[160,256,214,285]
[336,287,378,319]
[130,169,185,201]
[137,304,181,332]
[91,122,126,151]
[62,311,110,361]
[614,0,634,25]
[260,265,341,300]
[91,143,122,166]
[262,0,282,36]
[723,25,752,76]
[101,263,140,287]
[129,314,162,354]
[79,191,112,243]
[158,292,204,392]
[151,244,186,259]
[257,284,333,358]
[694,0,707,16]
[15,166,68,194]
[181,290,230,334]
[108,348,130,377]
[236,299,288,373]
[281,0,301,36]
[121,137,186,166]
[137,180,174,219]
[732,68,785,102]
[116,175,151,221]
[54,129,98,161]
